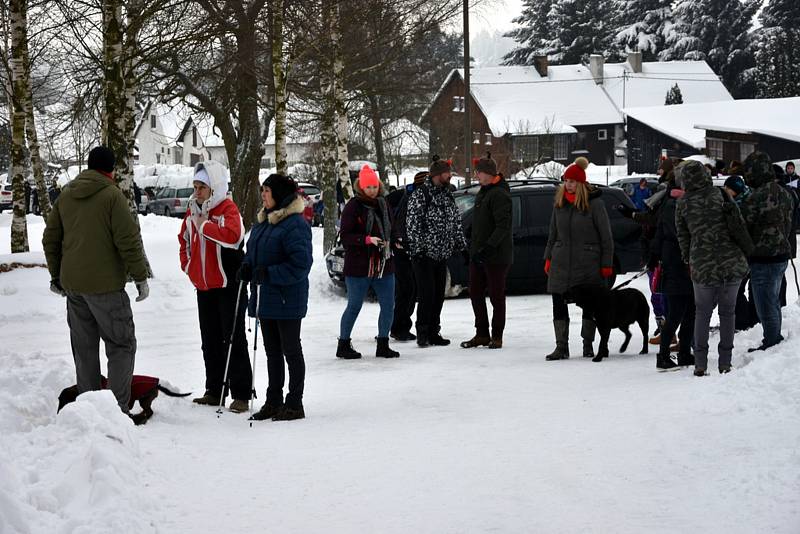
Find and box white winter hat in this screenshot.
[193,168,211,188]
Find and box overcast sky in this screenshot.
[471,0,524,33]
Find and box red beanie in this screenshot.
[358,165,380,188]
[562,157,589,183]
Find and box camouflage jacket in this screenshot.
[675,161,749,286]
[739,181,794,262]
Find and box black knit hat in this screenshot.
[262,173,297,206]
[88,146,115,173]
[474,152,497,175]
[429,155,452,177]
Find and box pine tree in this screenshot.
[549,0,618,64]
[755,0,800,98]
[503,0,555,65]
[665,83,683,105]
[661,0,759,98]
[614,0,673,61]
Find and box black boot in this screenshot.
[676,351,695,366]
[376,337,399,358]
[581,318,596,358]
[428,331,451,346]
[416,326,430,348]
[656,350,680,372]
[336,338,362,359]
[390,331,417,342]
[545,320,570,360]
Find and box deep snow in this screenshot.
[1,212,799,533]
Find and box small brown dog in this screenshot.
[58,375,190,425]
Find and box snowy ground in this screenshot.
[1,212,799,533]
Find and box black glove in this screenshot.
[616,204,635,219]
[50,279,66,297]
[254,266,269,284]
[461,249,471,266]
[472,246,495,264]
[236,263,252,282]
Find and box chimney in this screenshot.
[533,55,548,78]
[589,54,604,85]
[628,51,642,73]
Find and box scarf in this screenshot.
[360,195,392,277]
[564,191,576,204]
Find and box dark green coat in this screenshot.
[544,188,614,294]
[42,169,148,293]
[470,178,513,264]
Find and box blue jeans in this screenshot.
[749,261,788,347]
[340,275,396,339]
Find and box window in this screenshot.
[740,142,755,160]
[167,148,170,155]
[452,96,465,112]
[511,196,522,229]
[485,133,492,146]
[707,139,724,160]
[554,136,568,160]
[513,136,539,162]
[161,146,164,153]
[598,129,608,141]
[192,128,197,147]
[473,131,481,144]
[150,115,156,128]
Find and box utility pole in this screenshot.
[463,0,471,186]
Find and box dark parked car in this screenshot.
[324,180,642,295]
[607,175,659,196]
[146,186,192,217]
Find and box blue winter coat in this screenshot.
[631,185,652,211]
[243,195,313,320]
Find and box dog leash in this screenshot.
[611,269,649,291]
[792,258,800,297]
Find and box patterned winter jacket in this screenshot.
[675,161,749,286]
[406,178,467,261]
[739,181,794,264]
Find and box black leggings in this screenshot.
[260,318,305,409]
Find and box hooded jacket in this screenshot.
[739,158,794,263]
[42,169,147,293]
[178,160,244,291]
[675,161,749,286]
[469,175,513,264]
[243,194,312,320]
[544,186,614,294]
[650,188,692,295]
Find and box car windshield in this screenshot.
[177,188,193,198]
[455,194,476,215]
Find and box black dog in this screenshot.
[58,375,191,425]
[568,284,650,362]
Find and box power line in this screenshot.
[470,74,723,85]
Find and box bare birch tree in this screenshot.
[8,0,29,252]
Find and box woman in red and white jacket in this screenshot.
[178,160,252,413]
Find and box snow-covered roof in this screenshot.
[624,97,800,149]
[428,60,732,137]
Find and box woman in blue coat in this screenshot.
[238,174,313,421]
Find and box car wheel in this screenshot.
[164,207,171,217]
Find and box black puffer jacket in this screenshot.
[470,177,513,264]
[650,188,692,295]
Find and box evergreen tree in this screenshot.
[755,0,800,98]
[503,0,555,65]
[665,83,683,105]
[549,0,618,64]
[614,0,673,61]
[661,0,759,98]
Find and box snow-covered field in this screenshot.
[1,213,799,533]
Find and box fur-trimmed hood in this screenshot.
[258,194,305,224]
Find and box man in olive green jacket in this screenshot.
[460,154,513,349]
[42,146,149,413]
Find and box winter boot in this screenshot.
[429,332,451,346]
[228,399,249,413]
[676,352,695,366]
[545,320,570,361]
[581,318,596,358]
[272,405,305,421]
[460,334,491,348]
[193,392,221,406]
[336,338,362,359]
[693,367,707,377]
[249,402,282,421]
[416,326,430,348]
[376,337,400,358]
[719,365,732,374]
[391,331,417,342]
[656,350,680,372]
[488,337,503,349]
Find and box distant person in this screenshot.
[179,160,252,413]
[675,160,751,376]
[544,157,613,361]
[460,153,512,350]
[785,161,798,185]
[133,182,142,210]
[42,146,149,419]
[630,178,652,211]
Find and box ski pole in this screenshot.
[217,279,245,416]
[249,283,262,428]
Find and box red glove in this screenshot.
[544,258,551,275]
[600,267,614,278]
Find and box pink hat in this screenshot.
[358,165,380,188]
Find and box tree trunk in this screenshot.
[9,0,29,253]
[320,2,338,253]
[21,38,50,220]
[271,0,288,175]
[332,3,352,202]
[368,94,388,186]
[101,1,128,180]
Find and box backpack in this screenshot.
[719,187,754,257]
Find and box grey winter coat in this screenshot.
[544,188,614,294]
